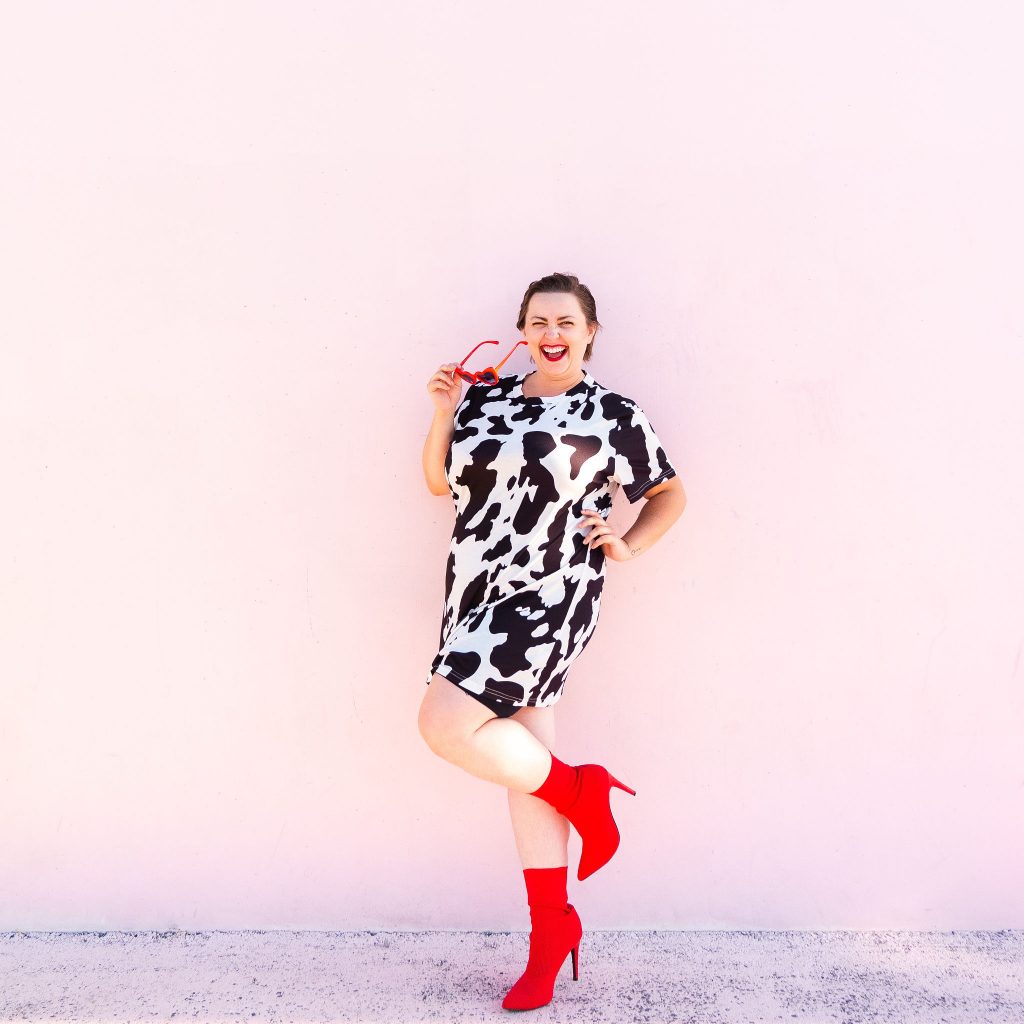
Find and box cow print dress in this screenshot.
[425,368,677,712]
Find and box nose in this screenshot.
[545,328,561,340]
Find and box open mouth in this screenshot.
[541,345,568,363]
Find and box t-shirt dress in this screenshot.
[425,368,677,710]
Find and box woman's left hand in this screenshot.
[578,509,633,562]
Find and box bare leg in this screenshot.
[507,705,569,868]
[418,673,554,792]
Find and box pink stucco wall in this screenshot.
[1,2,1021,930]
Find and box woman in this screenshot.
[418,272,687,1011]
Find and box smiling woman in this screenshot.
[419,270,686,1011]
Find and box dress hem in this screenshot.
[432,666,534,709]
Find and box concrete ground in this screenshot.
[1,929,1021,1023]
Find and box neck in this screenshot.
[526,367,585,395]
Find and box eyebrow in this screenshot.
[530,315,575,320]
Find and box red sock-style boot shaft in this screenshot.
[530,754,583,809]
[522,864,569,913]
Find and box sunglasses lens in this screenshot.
[481,370,497,384]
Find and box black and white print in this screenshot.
[426,368,677,710]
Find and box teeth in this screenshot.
[542,346,567,355]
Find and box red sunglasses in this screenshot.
[453,339,528,385]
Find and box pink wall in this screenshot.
[1,3,1021,930]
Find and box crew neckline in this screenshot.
[516,369,592,403]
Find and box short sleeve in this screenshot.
[608,401,678,503]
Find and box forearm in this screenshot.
[423,410,456,495]
[621,489,686,559]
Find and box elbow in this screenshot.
[423,470,447,496]
[665,479,687,519]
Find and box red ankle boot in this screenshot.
[529,753,637,881]
[501,866,582,1011]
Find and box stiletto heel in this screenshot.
[608,774,636,796]
[570,942,579,980]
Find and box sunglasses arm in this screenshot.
[457,338,499,368]
[493,339,529,372]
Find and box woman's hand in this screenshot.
[578,509,633,562]
[427,363,464,417]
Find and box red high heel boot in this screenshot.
[529,753,637,881]
[501,866,582,1011]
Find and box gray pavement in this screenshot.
[1,929,1021,1022]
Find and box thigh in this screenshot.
[418,672,499,751]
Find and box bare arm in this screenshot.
[621,476,687,558]
[423,409,456,496]
[423,362,464,496]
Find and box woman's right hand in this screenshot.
[427,363,464,417]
